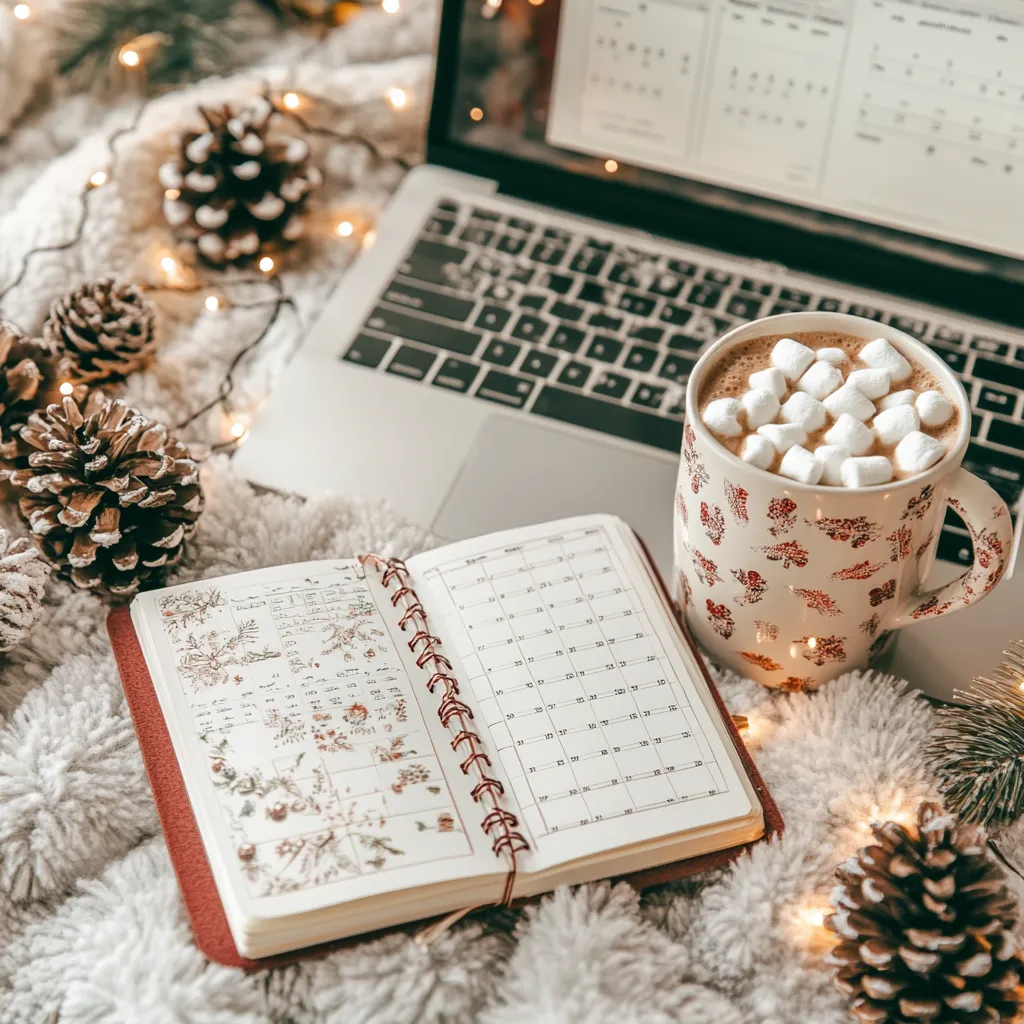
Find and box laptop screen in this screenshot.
[444,0,1024,264]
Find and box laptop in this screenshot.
[236,0,1024,701]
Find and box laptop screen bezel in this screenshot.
[426,0,1023,329]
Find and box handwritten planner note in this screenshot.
[155,563,473,898]
[422,524,729,843]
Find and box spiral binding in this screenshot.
[359,554,529,909]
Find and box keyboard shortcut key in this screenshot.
[482,339,521,366]
[342,333,390,369]
[382,283,475,323]
[432,357,480,393]
[889,315,928,338]
[475,370,535,409]
[725,294,763,320]
[971,336,1011,357]
[385,344,436,381]
[592,372,630,399]
[617,292,656,317]
[550,301,585,322]
[521,351,558,378]
[366,306,481,356]
[587,336,624,363]
[549,326,585,353]
[975,385,1017,416]
[631,383,667,410]
[624,344,658,372]
[587,311,623,332]
[986,418,1024,452]
[557,362,591,388]
[659,354,696,383]
[496,234,527,256]
[510,314,550,343]
[475,305,512,332]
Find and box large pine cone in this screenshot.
[0,526,48,652]
[159,97,321,266]
[0,321,73,464]
[7,392,204,599]
[43,278,157,385]
[826,801,1024,1022]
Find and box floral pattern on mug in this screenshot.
[725,481,749,525]
[732,568,768,605]
[754,620,779,642]
[692,549,722,587]
[807,516,880,548]
[767,497,798,537]
[901,484,935,521]
[701,502,725,546]
[829,560,886,582]
[706,600,734,639]
[683,425,710,493]
[790,588,842,617]
[796,635,847,666]
[674,487,689,527]
[869,579,896,607]
[860,613,881,636]
[738,651,783,672]
[757,541,809,569]
[887,526,913,563]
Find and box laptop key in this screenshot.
[667,259,698,277]
[409,240,469,265]
[342,333,390,369]
[366,306,481,356]
[592,372,630,399]
[779,287,811,306]
[551,301,584,321]
[543,227,572,243]
[587,336,624,363]
[586,237,614,252]
[386,344,436,380]
[667,334,703,354]
[986,418,1024,451]
[530,241,566,265]
[476,370,535,409]
[475,305,512,332]
[847,304,883,321]
[570,250,607,276]
[703,269,733,286]
[588,311,624,332]
[649,274,684,298]
[542,272,574,295]
[532,386,683,453]
[507,216,535,232]
[424,215,456,236]
[507,266,534,284]
[660,302,693,327]
[975,386,1017,415]
[432,357,480,393]
[936,349,968,375]
[770,301,803,316]
[484,282,515,302]
[965,442,1024,489]
[618,292,656,317]
[482,339,521,366]
[726,294,763,320]
[817,297,843,312]
[937,527,974,567]
[659,354,696,383]
[460,226,494,246]
[971,337,1010,357]
[609,263,640,287]
[579,282,609,305]
[497,234,527,256]
[471,207,500,222]
[382,283,475,322]
[630,324,665,345]
[974,356,1024,391]
[437,199,459,213]
[510,314,550,343]
[689,283,723,308]
[624,344,658,372]
[632,383,667,409]
[520,292,547,310]
[400,240,470,285]
[740,278,773,297]
[558,362,591,388]
[549,326,585,353]
[889,315,928,338]
[934,325,965,345]
[521,350,558,378]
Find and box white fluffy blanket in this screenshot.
[0,4,1018,1022]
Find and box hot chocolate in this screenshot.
[697,331,960,486]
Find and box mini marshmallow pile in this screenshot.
[703,336,955,487]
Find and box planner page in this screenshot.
[132,560,505,922]
[409,515,756,870]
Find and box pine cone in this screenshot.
[0,321,73,464]
[0,527,48,651]
[42,278,157,385]
[7,392,204,600]
[159,97,321,266]
[826,802,1024,1022]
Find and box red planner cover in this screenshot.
[107,546,783,970]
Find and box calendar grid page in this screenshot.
[414,517,752,862]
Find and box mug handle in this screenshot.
[890,468,1014,627]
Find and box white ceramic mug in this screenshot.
[674,312,1014,690]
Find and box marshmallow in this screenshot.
[749,366,787,399]
[878,389,916,411]
[771,337,816,381]
[859,337,913,382]
[740,434,775,470]
[840,456,894,488]
[895,431,946,475]
[847,368,892,400]
[703,398,744,438]
[780,391,827,432]
[873,404,920,446]
[916,390,954,428]
[757,422,808,454]
[825,413,875,456]
[796,360,844,400]
[816,347,847,366]
[814,444,852,486]
[779,445,823,485]
[742,388,781,429]
[823,382,876,422]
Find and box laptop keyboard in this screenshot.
[341,197,1024,568]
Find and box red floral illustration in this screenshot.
[779,676,814,692]
[693,549,722,587]
[973,527,1006,572]
[436,812,455,832]
[701,502,726,546]
[674,488,689,527]
[677,571,692,610]
[757,541,809,569]
[795,635,847,666]
[391,763,431,794]
[767,497,798,537]
[807,516,880,549]
[828,560,886,582]
[887,526,913,563]
[732,568,768,605]
[860,613,881,637]
[869,579,896,607]
[683,430,710,493]
[738,651,784,672]
[790,587,842,616]
[684,423,696,450]
[901,484,934,521]
[725,481,749,525]
[915,531,936,561]
[342,703,369,726]
[911,595,954,619]
[755,620,779,642]
[706,599,734,639]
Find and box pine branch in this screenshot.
[927,640,1024,828]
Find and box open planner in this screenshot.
[112,514,775,962]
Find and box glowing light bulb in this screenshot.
[160,255,177,275]
[88,169,108,188]
[382,0,399,12]
[282,92,300,110]
[604,159,618,173]
[119,47,140,67]
[469,107,484,122]
[802,908,826,928]
[12,4,30,19]
[362,229,377,250]
[259,255,275,273]
[164,187,181,200]
[230,422,246,439]
[336,220,354,237]
[59,382,75,397]
[205,295,221,312]
[387,87,407,110]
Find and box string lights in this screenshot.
[59,382,75,397]
[336,220,354,237]
[387,87,407,110]
[282,91,301,111]
[381,0,400,12]
[88,169,109,189]
[12,3,30,19]
[604,159,618,173]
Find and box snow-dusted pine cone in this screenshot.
[827,801,1024,1022]
[43,278,157,385]
[7,392,204,600]
[159,97,321,266]
[0,527,48,651]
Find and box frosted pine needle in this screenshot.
[927,640,1024,828]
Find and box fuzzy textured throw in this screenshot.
[1,3,1020,1022]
